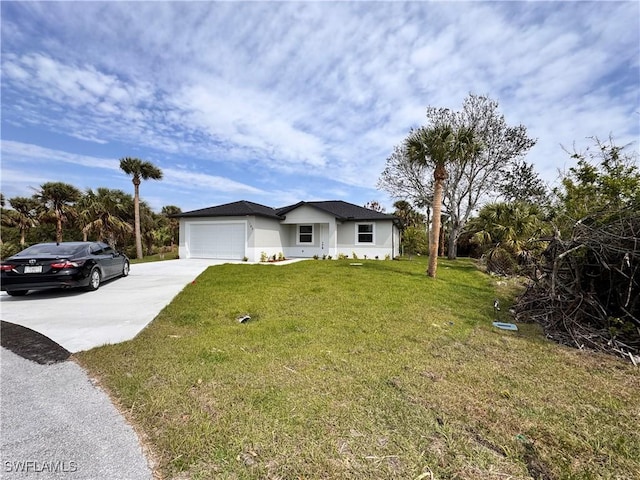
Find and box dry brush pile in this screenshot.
[515,207,640,363]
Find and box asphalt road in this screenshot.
[1,347,154,480]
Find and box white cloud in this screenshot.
[1,140,120,171]
[163,168,264,195]
[1,1,638,209]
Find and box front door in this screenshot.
[319,224,328,257]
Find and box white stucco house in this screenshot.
[176,200,400,262]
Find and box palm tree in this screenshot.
[77,188,133,247]
[5,197,40,247]
[468,201,550,274]
[407,125,482,275]
[119,157,163,259]
[406,124,455,277]
[35,182,81,243]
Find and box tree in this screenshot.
[35,182,81,243]
[439,95,536,258]
[554,136,640,235]
[466,201,550,274]
[380,94,536,261]
[364,200,385,212]
[3,197,40,246]
[160,205,182,249]
[499,159,548,205]
[119,157,163,259]
[406,124,456,277]
[392,200,425,230]
[77,188,133,248]
[378,144,434,206]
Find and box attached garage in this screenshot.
[185,222,246,259]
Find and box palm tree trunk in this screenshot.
[56,213,63,243]
[428,180,444,278]
[133,181,143,259]
[425,206,431,251]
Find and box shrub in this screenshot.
[1,242,20,260]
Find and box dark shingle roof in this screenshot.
[277,201,396,221]
[175,200,282,219]
[176,200,396,221]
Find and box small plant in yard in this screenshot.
[260,251,268,262]
[338,253,347,259]
[352,251,358,259]
[78,258,640,480]
[242,256,248,262]
[277,252,285,261]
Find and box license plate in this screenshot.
[24,266,43,274]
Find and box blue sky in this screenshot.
[1,1,638,213]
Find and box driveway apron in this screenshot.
[0,259,223,352]
[0,259,227,479]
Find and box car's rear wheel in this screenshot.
[86,267,101,291]
[6,290,28,297]
[122,261,130,277]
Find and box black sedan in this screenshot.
[1,242,130,296]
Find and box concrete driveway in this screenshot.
[0,259,229,352]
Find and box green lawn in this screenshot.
[130,250,179,264]
[77,258,640,480]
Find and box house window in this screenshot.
[357,223,374,243]
[298,225,313,244]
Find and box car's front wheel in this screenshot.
[6,290,28,297]
[122,261,130,277]
[85,267,101,291]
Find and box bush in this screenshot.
[1,242,20,260]
[515,207,640,361]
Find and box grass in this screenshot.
[130,250,179,264]
[76,258,640,480]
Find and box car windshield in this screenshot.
[16,244,86,256]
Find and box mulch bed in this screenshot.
[1,320,71,364]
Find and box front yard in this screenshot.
[77,258,640,479]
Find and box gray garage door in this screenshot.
[187,223,245,259]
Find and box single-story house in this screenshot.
[176,200,400,261]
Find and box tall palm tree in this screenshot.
[5,197,40,246]
[119,157,163,259]
[77,188,133,247]
[35,182,81,243]
[406,124,454,278]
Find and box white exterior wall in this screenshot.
[249,216,284,261]
[336,220,398,259]
[280,206,337,258]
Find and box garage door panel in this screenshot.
[188,223,245,259]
